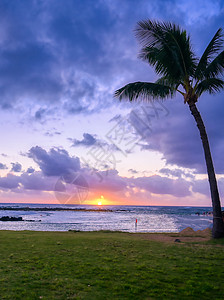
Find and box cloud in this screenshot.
[71,133,121,157]
[85,169,127,192]
[0,143,216,202]
[22,145,217,199]
[20,172,56,191]
[11,162,22,172]
[0,163,7,170]
[26,167,35,174]
[133,175,192,197]
[159,168,195,179]
[0,174,20,189]
[192,177,224,198]
[128,169,139,175]
[44,130,61,137]
[72,133,97,147]
[0,0,136,113]
[130,97,224,174]
[0,0,185,115]
[26,146,191,197]
[174,0,223,25]
[34,108,46,120]
[192,179,209,196]
[28,146,80,176]
[0,0,223,123]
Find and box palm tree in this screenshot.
[114,20,224,238]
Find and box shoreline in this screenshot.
[0,207,113,212]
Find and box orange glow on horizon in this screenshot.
[96,195,105,206]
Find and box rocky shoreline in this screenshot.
[0,216,41,222]
[0,216,23,221]
[0,207,113,212]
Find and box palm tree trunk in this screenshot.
[188,101,224,238]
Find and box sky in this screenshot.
[0,0,224,206]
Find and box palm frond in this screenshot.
[155,76,181,89]
[195,28,224,79]
[135,20,196,81]
[204,50,224,78]
[196,78,224,96]
[139,45,183,80]
[114,82,174,101]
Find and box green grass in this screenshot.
[0,230,224,299]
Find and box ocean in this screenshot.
[0,203,214,232]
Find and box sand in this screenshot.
[136,227,212,243]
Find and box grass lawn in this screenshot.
[0,230,224,299]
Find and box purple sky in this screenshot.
[0,0,224,206]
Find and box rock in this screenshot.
[0,216,23,221]
[174,239,181,243]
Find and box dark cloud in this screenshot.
[33,107,57,123]
[71,133,121,155]
[20,172,56,191]
[4,0,217,113]
[0,163,7,170]
[0,174,20,189]
[0,0,140,112]
[0,171,56,192]
[28,146,80,176]
[73,133,97,147]
[26,167,35,174]
[159,168,195,179]
[35,108,46,120]
[0,0,222,121]
[128,169,138,175]
[0,42,62,108]
[131,97,224,174]
[11,162,22,172]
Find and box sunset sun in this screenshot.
[97,195,104,206]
